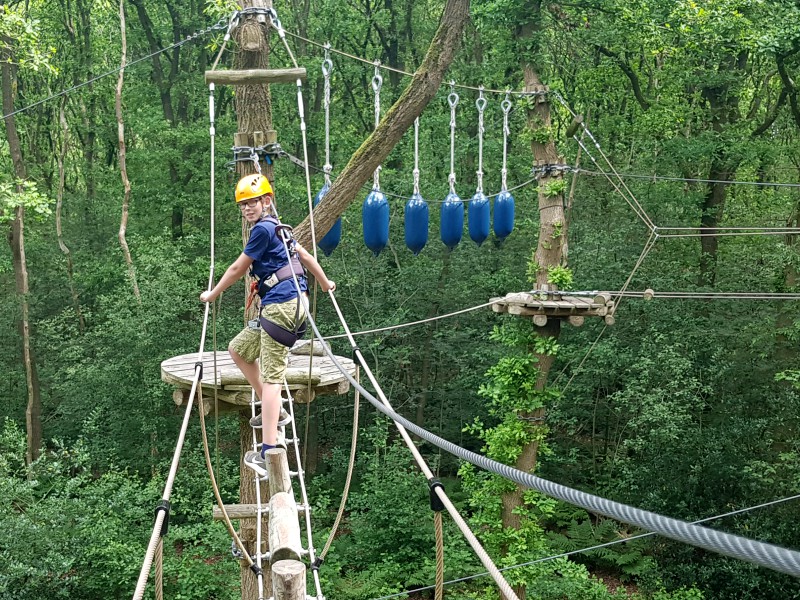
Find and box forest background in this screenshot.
[1,0,799,598]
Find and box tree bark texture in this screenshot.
[500,66,567,600]
[116,0,142,303]
[1,55,43,465]
[293,0,469,248]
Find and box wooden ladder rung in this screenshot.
[205,68,307,85]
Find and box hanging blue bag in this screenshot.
[468,192,490,246]
[362,189,389,256]
[493,190,515,240]
[440,192,463,250]
[314,183,342,256]
[404,193,429,255]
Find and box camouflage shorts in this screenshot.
[229,298,305,383]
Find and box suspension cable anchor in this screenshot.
[311,556,324,571]
[154,499,171,537]
[249,563,264,577]
[428,478,445,512]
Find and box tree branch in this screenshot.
[596,45,650,111]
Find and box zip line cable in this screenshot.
[3,19,228,120]
[370,493,800,600]
[282,279,800,578]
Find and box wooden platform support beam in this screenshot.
[272,560,306,600]
[205,68,307,86]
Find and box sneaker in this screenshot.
[244,450,268,477]
[250,408,292,429]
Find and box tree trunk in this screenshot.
[293,0,469,248]
[1,56,43,466]
[499,65,567,600]
[116,0,142,303]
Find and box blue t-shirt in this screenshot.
[244,218,307,305]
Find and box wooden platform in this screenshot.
[490,291,616,326]
[161,340,355,410]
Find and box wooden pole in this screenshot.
[272,560,306,600]
[205,68,306,85]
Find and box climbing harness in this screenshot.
[248,216,308,347]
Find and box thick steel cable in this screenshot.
[3,19,227,119]
[611,231,658,308]
[371,493,800,600]
[475,87,486,194]
[434,511,445,600]
[448,84,459,195]
[319,367,361,561]
[277,241,521,600]
[286,289,800,578]
[579,169,800,189]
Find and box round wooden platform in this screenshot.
[161,340,355,408]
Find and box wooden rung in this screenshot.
[205,68,307,85]
[213,503,307,520]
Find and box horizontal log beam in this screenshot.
[205,68,307,85]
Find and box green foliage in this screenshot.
[0,5,55,71]
[546,265,574,290]
[541,179,567,198]
[0,180,53,224]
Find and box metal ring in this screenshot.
[476,96,487,112]
[448,92,459,108]
[372,74,383,92]
[321,59,333,76]
[501,99,512,113]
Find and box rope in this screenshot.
[475,87,486,194]
[322,46,333,187]
[371,62,383,191]
[447,83,459,195]
[288,297,800,579]
[3,18,227,119]
[501,92,512,192]
[413,117,421,195]
[319,367,361,561]
[154,539,164,600]
[369,493,800,600]
[434,511,444,600]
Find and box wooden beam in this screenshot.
[266,448,292,497]
[272,560,306,600]
[269,492,303,562]
[205,68,307,86]
[212,503,308,520]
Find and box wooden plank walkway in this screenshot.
[490,290,617,326]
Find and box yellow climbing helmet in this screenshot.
[235,174,273,203]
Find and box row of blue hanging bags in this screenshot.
[313,55,516,257]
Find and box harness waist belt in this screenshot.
[259,315,308,347]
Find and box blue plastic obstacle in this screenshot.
[468,192,490,246]
[440,192,464,250]
[404,193,429,255]
[362,189,389,256]
[493,190,515,240]
[314,183,342,256]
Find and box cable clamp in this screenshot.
[351,346,361,361]
[428,478,445,512]
[231,540,244,559]
[154,499,171,537]
[195,361,204,380]
[249,563,264,577]
[311,556,324,571]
